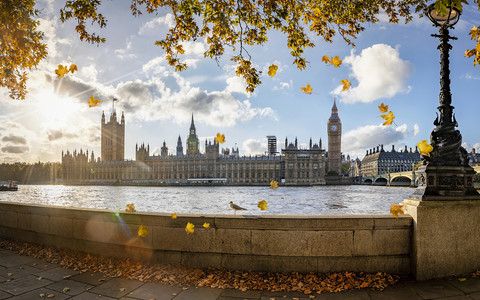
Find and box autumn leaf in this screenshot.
[125,203,136,213]
[257,200,268,211]
[268,64,278,77]
[390,203,404,219]
[55,64,69,78]
[330,56,342,68]
[381,111,395,126]
[270,180,279,190]
[300,83,312,95]
[171,213,177,219]
[469,26,479,41]
[90,169,95,175]
[378,103,389,113]
[203,222,210,228]
[215,133,226,144]
[68,64,78,73]
[322,55,330,64]
[340,79,351,91]
[138,225,149,237]
[417,140,434,157]
[185,222,194,234]
[88,95,102,107]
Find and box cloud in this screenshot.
[114,40,137,60]
[138,14,175,34]
[413,124,420,136]
[334,44,412,103]
[242,138,267,155]
[46,129,79,141]
[1,146,29,154]
[342,123,411,158]
[1,134,27,145]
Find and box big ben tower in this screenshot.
[327,98,342,175]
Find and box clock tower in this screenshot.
[327,99,342,175]
[186,114,199,155]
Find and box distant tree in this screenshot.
[0,162,62,184]
[341,162,352,175]
[1,0,479,99]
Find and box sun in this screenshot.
[33,89,81,121]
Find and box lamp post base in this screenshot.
[410,164,480,201]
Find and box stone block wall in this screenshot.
[0,202,412,275]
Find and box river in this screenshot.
[0,185,415,215]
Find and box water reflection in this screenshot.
[0,185,414,215]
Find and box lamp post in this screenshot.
[412,3,480,201]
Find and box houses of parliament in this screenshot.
[62,101,342,186]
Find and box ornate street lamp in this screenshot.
[412,2,480,201]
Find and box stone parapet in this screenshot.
[0,202,412,275]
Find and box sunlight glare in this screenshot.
[33,89,80,121]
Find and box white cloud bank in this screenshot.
[342,123,414,158]
[242,138,267,156]
[334,44,413,103]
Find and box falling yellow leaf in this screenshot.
[378,103,389,113]
[171,213,177,219]
[459,278,467,282]
[88,95,102,108]
[417,140,434,157]
[270,180,279,190]
[125,203,136,213]
[55,64,69,78]
[203,222,210,228]
[381,110,395,126]
[390,203,404,219]
[68,64,78,73]
[267,64,278,77]
[138,225,149,237]
[300,83,312,95]
[340,79,351,91]
[185,222,194,234]
[322,55,330,64]
[215,133,226,144]
[257,200,268,211]
[330,56,342,68]
[90,169,95,175]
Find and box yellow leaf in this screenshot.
[389,203,404,219]
[459,278,467,282]
[90,168,95,175]
[138,225,149,237]
[88,95,102,108]
[257,200,268,211]
[340,79,351,91]
[300,83,312,95]
[268,64,278,77]
[185,222,194,234]
[417,140,434,157]
[322,55,330,64]
[171,213,177,219]
[69,64,78,73]
[126,203,136,213]
[330,56,342,68]
[55,64,69,78]
[203,222,210,228]
[270,180,279,190]
[215,133,226,144]
[381,111,395,126]
[378,103,389,113]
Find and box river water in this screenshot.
[0,185,414,215]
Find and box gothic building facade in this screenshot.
[360,144,421,177]
[62,101,341,186]
[327,99,341,175]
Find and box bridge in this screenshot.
[362,165,480,187]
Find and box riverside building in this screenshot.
[62,102,342,186]
[360,144,421,177]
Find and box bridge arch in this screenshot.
[391,176,412,187]
[374,177,388,186]
[363,178,373,185]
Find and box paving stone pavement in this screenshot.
[1,248,480,299]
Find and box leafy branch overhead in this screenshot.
[1,0,480,99]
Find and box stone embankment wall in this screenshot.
[0,202,412,275]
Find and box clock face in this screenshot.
[330,125,338,132]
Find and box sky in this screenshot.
[1,1,479,163]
